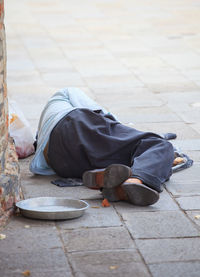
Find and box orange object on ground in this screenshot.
[102,198,110,207]
[22,270,31,276]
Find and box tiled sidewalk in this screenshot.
[1,0,200,276]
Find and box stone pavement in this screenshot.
[1,0,200,276]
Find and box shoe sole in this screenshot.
[82,164,132,189]
[102,183,159,206]
[122,182,159,206]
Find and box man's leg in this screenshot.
[130,136,174,192]
[83,136,174,206]
[83,164,160,206]
[107,137,174,205]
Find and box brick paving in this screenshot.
[1,0,200,276]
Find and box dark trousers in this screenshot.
[130,136,174,192]
[48,109,175,193]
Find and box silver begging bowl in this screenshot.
[16,197,89,220]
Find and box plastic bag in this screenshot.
[9,100,35,159]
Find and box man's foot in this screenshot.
[102,179,159,206]
[82,164,132,190]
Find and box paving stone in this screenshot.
[135,69,189,86]
[167,181,200,197]
[146,82,198,94]
[191,123,200,135]
[172,139,200,151]
[185,151,200,162]
[158,91,200,119]
[120,55,167,68]
[85,75,144,89]
[159,91,200,108]
[167,163,200,183]
[178,110,200,124]
[131,122,200,140]
[123,211,199,239]
[114,189,179,213]
[60,226,134,252]
[186,210,200,228]
[7,71,44,86]
[110,106,181,124]
[149,261,200,277]
[136,238,200,263]
[7,57,35,72]
[19,158,101,200]
[0,249,71,277]
[41,72,86,87]
[33,59,75,73]
[93,86,153,94]
[62,47,113,62]
[160,52,200,69]
[69,250,151,277]
[166,163,200,196]
[21,173,102,200]
[0,224,62,254]
[0,270,71,277]
[176,196,200,210]
[72,59,130,77]
[7,214,56,228]
[183,69,200,83]
[56,200,122,229]
[95,91,164,108]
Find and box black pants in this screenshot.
[130,136,174,192]
[48,109,174,192]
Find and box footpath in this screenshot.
[1,0,200,276]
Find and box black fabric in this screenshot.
[51,178,83,187]
[160,132,177,140]
[48,108,174,192]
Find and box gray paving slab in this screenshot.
[21,173,102,200]
[56,200,122,229]
[146,82,198,94]
[42,72,86,87]
[176,196,200,210]
[0,270,71,277]
[95,91,164,108]
[0,249,72,277]
[92,87,152,96]
[60,226,135,252]
[130,122,200,140]
[178,110,200,124]
[84,75,145,90]
[123,211,199,239]
[0,223,62,254]
[167,163,200,183]
[149,261,200,277]
[114,189,179,213]
[68,250,151,277]
[166,181,200,197]
[136,238,200,264]
[20,158,103,200]
[186,210,200,228]
[186,151,200,162]
[166,163,200,196]
[172,139,200,151]
[71,59,130,78]
[109,106,181,124]
[158,91,200,112]
[7,214,55,227]
[191,123,200,135]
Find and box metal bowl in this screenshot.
[16,197,89,220]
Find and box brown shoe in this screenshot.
[102,182,159,206]
[82,164,132,190]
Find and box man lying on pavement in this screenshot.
[30,88,192,206]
